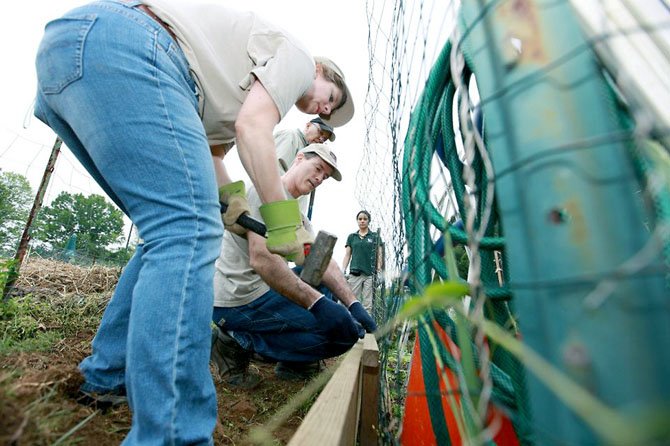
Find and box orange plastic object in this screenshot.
[400,323,519,445]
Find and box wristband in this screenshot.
[307,294,325,311]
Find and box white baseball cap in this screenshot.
[299,143,342,181]
[314,57,354,128]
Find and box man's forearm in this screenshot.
[251,251,322,308]
[235,80,285,204]
[211,152,232,187]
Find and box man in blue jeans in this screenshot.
[211,144,377,387]
[33,1,354,443]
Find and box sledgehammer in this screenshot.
[220,202,336,286]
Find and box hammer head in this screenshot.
[300,230,337,287]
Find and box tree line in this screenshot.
[0,170,133,266]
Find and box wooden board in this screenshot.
[288,334,380,446]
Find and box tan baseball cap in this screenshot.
[299,143,342,181]
[314,57,354,128]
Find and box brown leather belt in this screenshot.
[135,4,177,42]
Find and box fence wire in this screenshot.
[366,0,670,444]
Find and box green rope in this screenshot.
[401,12,533,444]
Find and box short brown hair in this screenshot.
[317,62,348,112]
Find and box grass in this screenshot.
[0,290,115,445]
[1,293,104,355]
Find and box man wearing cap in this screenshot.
[273,117,336,216]
[210,144,377,387]
[275,117,336,173]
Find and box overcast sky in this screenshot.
[0,0,373,266]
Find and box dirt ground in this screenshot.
[0,259,328,445]
[0,342,318,445]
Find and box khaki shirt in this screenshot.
[273,128,312,214]
[145,0,316,146]
[213,184,313,308]
[274,128,308,174]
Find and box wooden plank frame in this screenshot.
[288,334,380,446]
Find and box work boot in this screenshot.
[252,352,277,364]
[274,360,324,381]
[77,388,127,409]
[210,326,261,389]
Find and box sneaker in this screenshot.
[274,361,324,381]
[78,388,127,408]
[210,326,261,389]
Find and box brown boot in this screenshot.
[210,326,261,389]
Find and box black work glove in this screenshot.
[348,301,377,333]
[309,296,364,343]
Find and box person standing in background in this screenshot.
[342,210,383,312]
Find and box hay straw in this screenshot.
[14,258,120,296]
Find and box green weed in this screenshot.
[0,258,18,297]
[0,293,108,356]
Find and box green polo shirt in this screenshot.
[345,231,381,276]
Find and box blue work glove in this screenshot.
[309,296,364,343]
[348,301,377,333]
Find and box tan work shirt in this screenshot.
[145,0,316,147]
[274,128,308,174]
[273,128,313,214]
[213,184,314,308]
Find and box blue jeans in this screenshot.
[34,1,222,444]
[212,285,356,363]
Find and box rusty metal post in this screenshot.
[3,137,62,300]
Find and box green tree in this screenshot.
[0,171,33,256]
[105,246,135,265]
[33,192,125,261]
